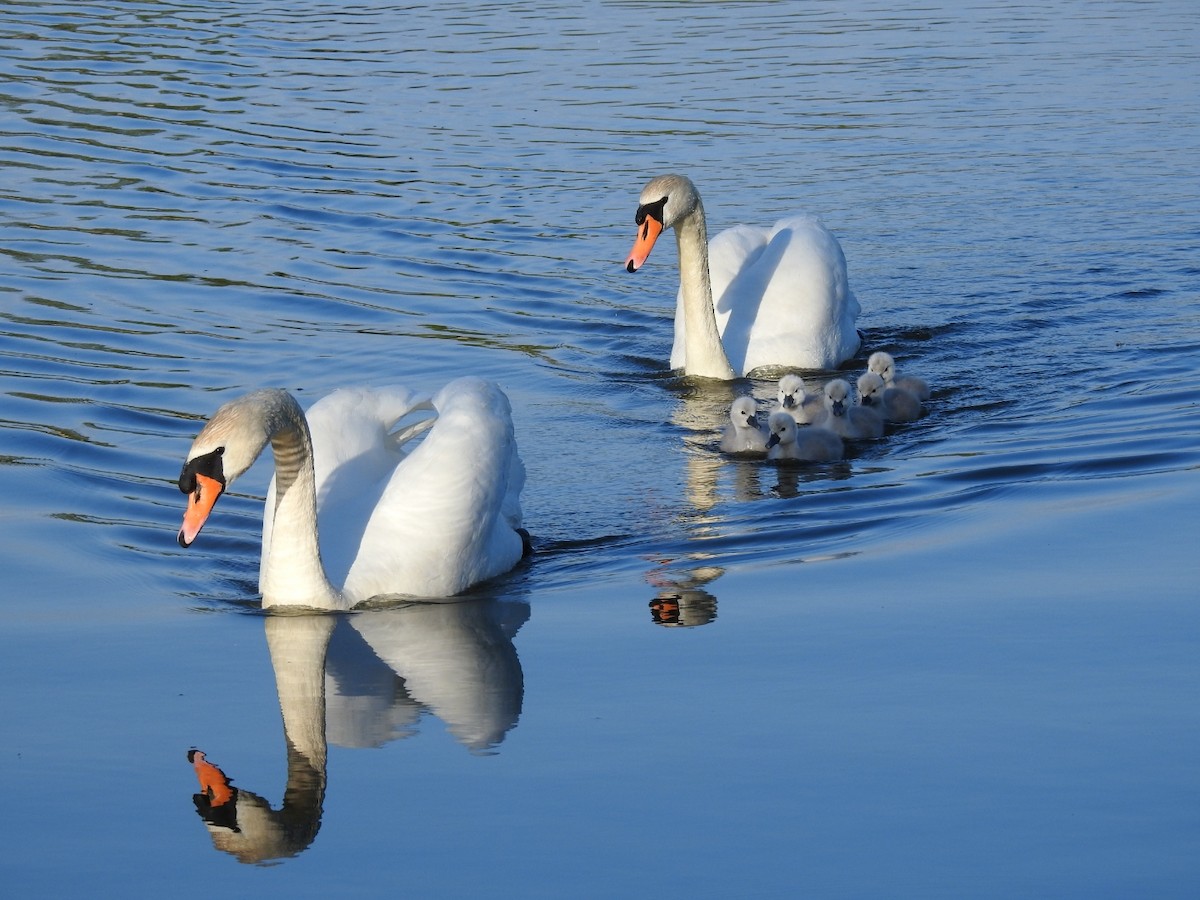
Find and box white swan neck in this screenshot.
[675,201,736,380]
[259,397,343,611]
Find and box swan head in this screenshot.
[824,379,851,417]
[765,411,795,450]
[867,351,896,383]
[625,173,701,272]
[857,372,885,406]
[177,390,291,548]
[777,373,807,410]
[729,395,760,430]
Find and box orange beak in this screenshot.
[189,749,235,807]
[625,214,664,273]
[178,473,224,548]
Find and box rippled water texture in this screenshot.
[1,1,1198,896]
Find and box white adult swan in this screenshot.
[177,377,527,611]
[625,173,861,379]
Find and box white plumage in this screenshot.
[625,174,861,378]
[177,377,526,610]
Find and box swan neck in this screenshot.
[675,201,735,380]
[265,615,331,779]
[260,398,342,610]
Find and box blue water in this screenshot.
[1,1,1198,896]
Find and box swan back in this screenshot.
[270,386,432,591]
[711,215,861,373]
[341,377,526,601]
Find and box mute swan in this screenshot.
[777,373,827,425]
[720,396,768,455]
[624,173,861,379]
[868,351,930,401]
[857,371,923,423]
[821,378,884,440]
[177,377,527,611]
[765,411,844,462]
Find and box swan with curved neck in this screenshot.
[177,378,527,611]
[625,174,862,379]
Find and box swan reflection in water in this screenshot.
[647,563,722,628]
[187,596,528,864]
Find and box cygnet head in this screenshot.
[824,379,852,417]
[765,411,797,450]
[729,395,760,430]
[856,372,885,406]
[868,351,896,383]
[626,174,701,272]
[777,373,807,410]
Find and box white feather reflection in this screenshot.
[188,597,528,864]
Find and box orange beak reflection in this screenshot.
[179,473,224,548]
[189,749,235,807]
[625,214,663,273]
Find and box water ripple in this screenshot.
[1,0,1198,608]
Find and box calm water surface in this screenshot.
[1,1,1198,896]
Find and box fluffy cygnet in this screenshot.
[822,378,884,440]
[765,411,844,462]
[868,351,930,401]
[721,396,768,454]
[857,371,923,423]
[776,373,827,425]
